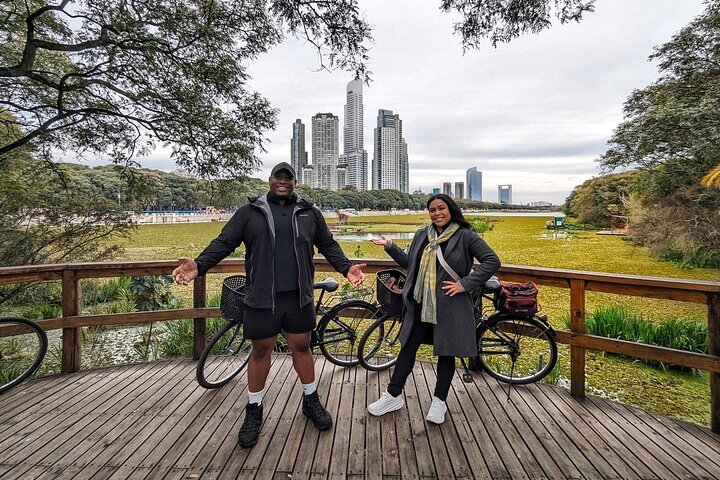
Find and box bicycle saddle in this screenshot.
[313,277,339,292]
[483,276,501,292]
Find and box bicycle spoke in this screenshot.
[318,300,379,367]
[477,316,557,385]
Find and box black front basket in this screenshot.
[376,269,406,317]
[220,275,246,322]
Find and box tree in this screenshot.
[1,0,594,174]
[598,1,720,266]
[563,172,632,227]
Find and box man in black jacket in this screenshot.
[172,162,366,448]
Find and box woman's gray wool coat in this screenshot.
[385,227,501,358]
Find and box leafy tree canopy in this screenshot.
[599,0,720,203]
[1,0,594,176]
[563,172,633,227]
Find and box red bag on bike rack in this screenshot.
[500,282,539,316]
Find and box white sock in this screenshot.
[248,389,264,405]
[302,381,317,395]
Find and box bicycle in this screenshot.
[0,316,49,394]
[196,274,380,389]
[357,273,558,386]
[356,269,405,372]
[466,276,558,384]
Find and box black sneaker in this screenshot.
[238,402,263,448]
[302,391,333,431]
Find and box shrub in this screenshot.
[563,307,707,369]
[129,276,180,311]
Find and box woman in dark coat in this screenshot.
[368,194,500,424]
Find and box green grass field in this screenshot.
[115,213,719,426]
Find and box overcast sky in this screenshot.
[143,0,707,204]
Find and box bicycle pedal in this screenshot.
[462,372,473,383]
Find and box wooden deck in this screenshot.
[1,355,719,480]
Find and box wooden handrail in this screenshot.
[1,258,719,432]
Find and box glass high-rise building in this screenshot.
[291,119,309,184]
[466,167,482,201]
[312,113,339,191]
[341,79,368,190]
[443,182,452,197]
[373,109,408,192]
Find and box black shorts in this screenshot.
[243,290,316,340]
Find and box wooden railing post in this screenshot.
[193,275,207,360]
[709,293,720,433]
[570,279,586,398]
[61,269,82,373]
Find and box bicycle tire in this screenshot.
[476,315,557,385]
[357,313,402,371]
[196,320,252,389]
[0,316,48,394]
[317,299,380,367]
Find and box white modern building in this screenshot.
[312,113,339,191]
[498,184,513,204]
[291,119,309,185]
[341,79,368,190]
[372,109,408,192]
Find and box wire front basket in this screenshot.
[220,275,246,322]
[376,269,406,317]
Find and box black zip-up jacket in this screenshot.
[194,193,352,309]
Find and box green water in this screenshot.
[117,215,718,427]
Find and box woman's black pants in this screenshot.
[386,319,455,401]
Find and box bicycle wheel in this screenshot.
[196,321,252,389]
[317,299,380,367]
[357,314,402,371]
[0,316,48,394]
[476,316,557,385]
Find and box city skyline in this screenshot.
[130,0,706,204]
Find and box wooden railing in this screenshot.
[1,259,719,432]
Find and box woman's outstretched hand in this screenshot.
[371,236,391,248]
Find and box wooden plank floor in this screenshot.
[1,355,719,480]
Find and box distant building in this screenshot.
[301,164,314,187]
[312,113,339,190]
[466,167,482,201]
[498,184,512,204]
[342,79,368,190]
[373,109,408,192]
[530,201,554,207]
[291,119,309,184]
[432,187,441,195]
[455,182,464,200]
[443,182,452,197]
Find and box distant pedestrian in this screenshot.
[173,162,366,447]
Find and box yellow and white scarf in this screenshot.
[413,222,460,324]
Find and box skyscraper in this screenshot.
[312,113,339,191]
[443,182,452,197]
[291,119,308,184]
[498,184,513,204]
[455,182,464,200]
[466,167,482,201]
[373,109,408,192]
[342,79,368,190]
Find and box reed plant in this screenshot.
[563,306,707,368]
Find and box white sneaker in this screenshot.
[368,390,404,416]
[426,396,447,424]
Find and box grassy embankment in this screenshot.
[114,214,717,426]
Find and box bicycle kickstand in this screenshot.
[459,357,473,383]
